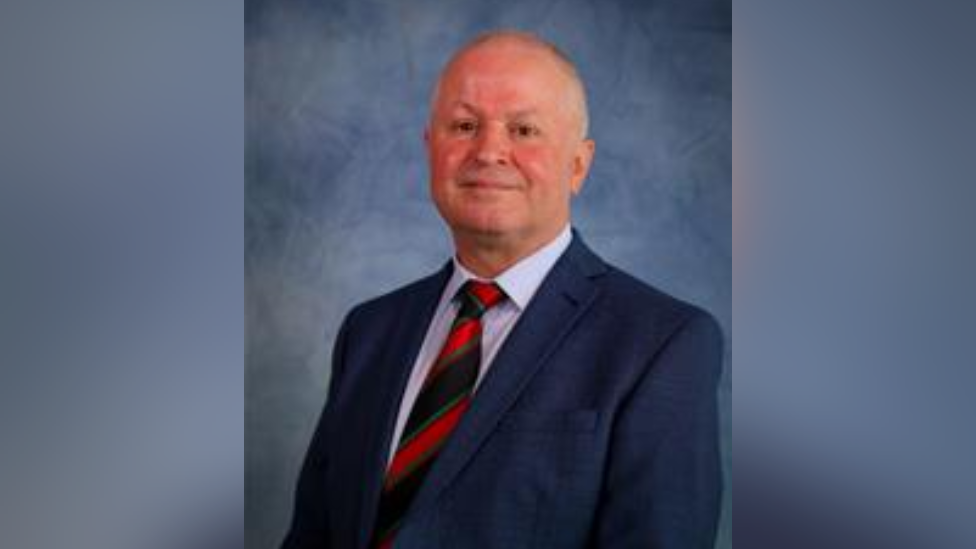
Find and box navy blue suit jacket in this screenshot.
[282,234,724,549]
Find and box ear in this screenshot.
[423,126,433,159]
[569,139,596,196]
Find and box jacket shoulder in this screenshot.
[565,233,719,333]
[599,263,720,333]
[342,266,450,325]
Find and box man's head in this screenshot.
[425,31,595,273]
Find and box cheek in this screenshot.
[432,143,470,179]
[512,148,568,190]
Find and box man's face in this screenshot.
[426,41,595,253]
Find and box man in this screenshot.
[282,30,723,549]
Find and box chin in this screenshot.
[457,222,507,238]
[449,207,515,232]
[451,218,516,243]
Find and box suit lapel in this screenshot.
[354,263,453,549]
[403,235,608,523]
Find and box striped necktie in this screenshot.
[371,280,506,549]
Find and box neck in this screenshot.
[453,225,567,279]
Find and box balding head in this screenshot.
[430,30,590,140]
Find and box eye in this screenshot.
[511,123,540,139]
[450,120,478,135]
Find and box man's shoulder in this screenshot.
[597,260,717,330]
[590,262,724,367]
[342,264,451,325]
[562,232,716,327]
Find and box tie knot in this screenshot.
[459,280,506,317]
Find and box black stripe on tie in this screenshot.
[372,455,437,543]
[398,346,480,446]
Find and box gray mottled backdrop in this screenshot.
[247,0,730,547]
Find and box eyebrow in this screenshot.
[449,102,541,120]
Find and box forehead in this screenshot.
[436,42,573,115]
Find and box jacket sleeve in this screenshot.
[280,307,358,549]
[592,311,725,549]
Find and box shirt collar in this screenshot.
[448,224,573,311]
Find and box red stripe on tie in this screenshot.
[385,397,471,489]
[469,281,504,308]
[435,318,480,364]
[424,320,480,383]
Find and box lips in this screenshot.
[461,179,516,190]
[458,171,521,190]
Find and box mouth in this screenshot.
[459,179,518,191]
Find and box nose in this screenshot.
[473,123,510,166]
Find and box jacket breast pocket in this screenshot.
[497,409,599,433]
